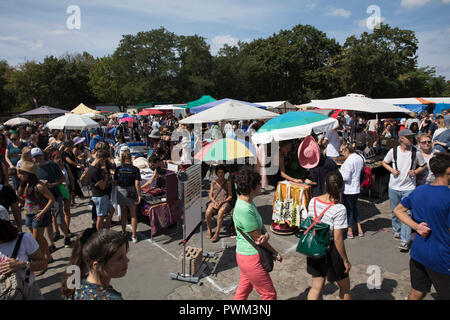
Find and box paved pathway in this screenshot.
[36,185,438,300]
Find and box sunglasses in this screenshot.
[419,141,432,144]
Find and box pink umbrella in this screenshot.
[119,117,135,123]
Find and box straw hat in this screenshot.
[19,161,38,175]
[133,157,150,170]
[298,136,320,169]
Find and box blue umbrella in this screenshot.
[118,113,133,119]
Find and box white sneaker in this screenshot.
[132,237,138,244]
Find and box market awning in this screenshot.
[20,106,69,116]
[184,95,216,109]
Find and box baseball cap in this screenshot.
[399,129,415,137]
[73,136,86,146]
[30,147,44,157]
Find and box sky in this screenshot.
[1,0,449,83]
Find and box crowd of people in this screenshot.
[0,107,448,300]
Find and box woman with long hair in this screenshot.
[61,229,129,300]
[114,149,141,243]
[305,171,351,300]
[17,161,55,266]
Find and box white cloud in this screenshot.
[0,35,44,49]
[325,7,351,18]
[210,35,240,54]
[400,0,432,8]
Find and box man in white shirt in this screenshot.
[339,143,365,239]
[322,128,341,160]
[382,129,427,252]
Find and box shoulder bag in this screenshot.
[0,233,30,300]
[236,227,275,273]
[296,198,333,259]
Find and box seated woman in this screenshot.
[205,165,233,242]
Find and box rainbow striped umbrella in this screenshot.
[194,138,256,162]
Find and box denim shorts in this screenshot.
[92,195,113,217]
[50,197,64,224]
[25,211,52,229]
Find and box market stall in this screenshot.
[271,180,312,235]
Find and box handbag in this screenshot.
[272,184,283,222]
[58,184,70,200]
[236,227,275,273]
[280,182,292,222]
[296,198,333,259]
[0,233,30,300]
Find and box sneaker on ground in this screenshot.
[399,242,409,252]
[132,237,138,244]
[394,233,401,240]
[48,245,57,253]
[64,237,72,248]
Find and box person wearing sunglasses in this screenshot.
[416,133,437,186]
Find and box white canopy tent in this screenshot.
[153,104,187,119]
[253,101,298,114]
[46,114,99,130]
[179,99,279,124]
[303,94,412,114]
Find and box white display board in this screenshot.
[182,164,202,238]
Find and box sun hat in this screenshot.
[149,129,161,139]
[73,136,86,146]
[30,147,44,158]
[19,161,38,175]
[0,205,9,222]
[399,128,415,137]
[133,157,150,170]
[119,145,130,154]
[298,135,320,169]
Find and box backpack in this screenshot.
[357,154,373,189]
[0,233,30,300]
[392,146,417,171]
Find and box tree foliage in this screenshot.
[1,24,447,113]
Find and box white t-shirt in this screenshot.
[324,129,340,157]
[383,146,426,191]
[0,232,39,284]
[307,197,348,240]
[152,121,160,131]
[367,119,377,132]
[340,153,365,195]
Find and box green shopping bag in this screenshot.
[58,184,70,200]
[296,198,332,258]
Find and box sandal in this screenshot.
[211,235,220,243]
[206,230,212,239]
[347,233,354,239]
[359,232,365,237]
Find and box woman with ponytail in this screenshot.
[305,171,352,300]
[61,229,129,300]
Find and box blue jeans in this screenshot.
[388,188,413,243]
[343,194,360,228]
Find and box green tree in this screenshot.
[177,35,214,102]
[0,60,16,112]
[338,24,418,98]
